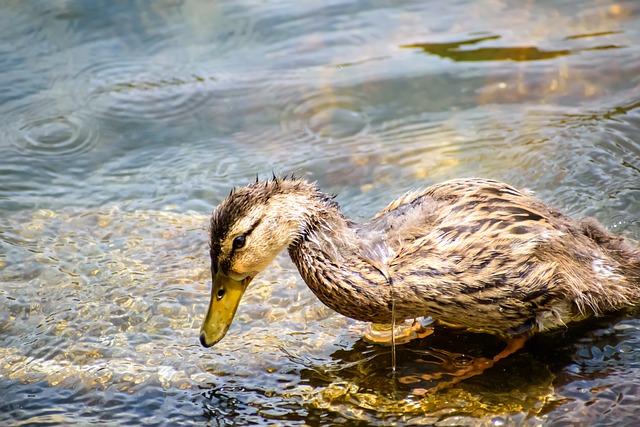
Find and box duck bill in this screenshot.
[199,273,252,347]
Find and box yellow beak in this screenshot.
[199,272,253,347]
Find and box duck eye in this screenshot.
[232,235,246,250]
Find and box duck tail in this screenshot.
[579,218,640,286]
[628,253,640,286]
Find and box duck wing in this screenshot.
[359,179,601,335]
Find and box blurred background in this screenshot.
[0,0,639,425]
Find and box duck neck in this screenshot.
[287,194,393,323]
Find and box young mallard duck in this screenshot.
[199,176,640,355]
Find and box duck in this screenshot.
[199,176,640,362]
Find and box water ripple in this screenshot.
[15,114,98,158]
[77,59,215,124]
[280,90,370,140]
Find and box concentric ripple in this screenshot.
[79,59,215,124]
[280,90,370,140]
[16,114,98,158]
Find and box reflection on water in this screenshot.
[1,0,640,425]
[402,34,574,62]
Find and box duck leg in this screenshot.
[401,334,529,394]
[491,334,528,363]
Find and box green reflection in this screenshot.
[401,35,572,62]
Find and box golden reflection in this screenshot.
[1,202,636,425]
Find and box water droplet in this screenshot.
[453,354,474,366]
[491,416,507,426]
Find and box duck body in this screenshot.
[200,176,640,347]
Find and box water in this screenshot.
[1,0,639,425]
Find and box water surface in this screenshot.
[1,0,639,425]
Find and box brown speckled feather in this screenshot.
[362,179,638,335]
[210,177,640,339]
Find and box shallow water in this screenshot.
[1,0,639,425]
